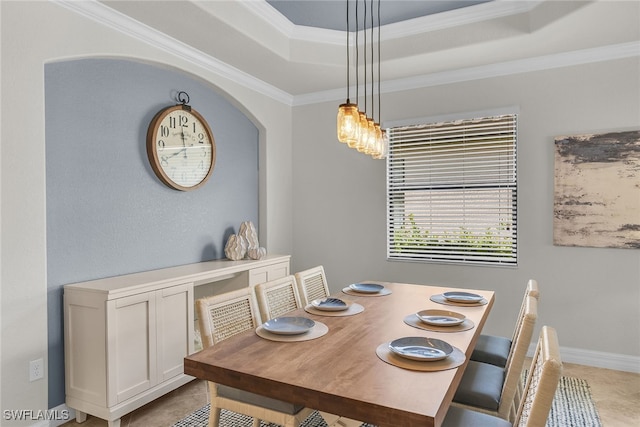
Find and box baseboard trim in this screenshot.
[529,344,640,373]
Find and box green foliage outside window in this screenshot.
[392,213,513,255]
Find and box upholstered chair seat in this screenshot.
[471,279,539,368]
[471,335,513,368]
[453,361,505,411]
[453,296,538,422]
[444,326,562,427]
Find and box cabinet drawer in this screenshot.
[248,261,290,286]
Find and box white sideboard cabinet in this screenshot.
[64,255,290,427]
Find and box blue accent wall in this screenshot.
[45,58,259,407]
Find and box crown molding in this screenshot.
[245,0,541,45]
[52,0,294,105]
[52,0,639,109]
[382,0,542,41]
[293,41,640,106]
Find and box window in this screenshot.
[386,114,517,265]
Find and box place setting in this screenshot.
[342,282,392,297]
[430,290,488,307]
[403,308,475,332]
[255,316,328,342]
[304,296,364,317]
[376,336,465,371]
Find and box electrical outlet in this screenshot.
[29,358,44,381]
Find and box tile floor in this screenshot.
[61,363,640,427]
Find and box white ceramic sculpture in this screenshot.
[248,246,267,260]
[224,234,246,261]
[239,221,259,251]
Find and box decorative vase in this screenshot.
[239,221,259,250]
[248,246,267,260]
[224,234,246,261]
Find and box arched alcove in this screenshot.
[45,57,259,407]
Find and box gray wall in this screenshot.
[292,58,640,361]
[45,58,259,407]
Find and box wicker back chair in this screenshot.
[513,326,562,426]
[255,275,303,321]
[196,288,314,427]
[472,279,540,368]
[294,265,330,305]
[453,295,538,422]
[442,326,562,427]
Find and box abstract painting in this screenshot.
[554,130,640,249]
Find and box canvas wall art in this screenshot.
[554,130,640,249]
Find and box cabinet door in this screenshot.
[107,292,157,405]
[156,283,194,381]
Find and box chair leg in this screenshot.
[319,411,341,425]
[339,418,363,427]
[326,416,363,427]
[251,418,260,427]
[208,406,221,427]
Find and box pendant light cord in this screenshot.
[355,0,359,103]
[370,0,374,120]
[345,0,350,101]
[377,0,381,124]
[362,0,367,116]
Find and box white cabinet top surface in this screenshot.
[64,255,290,297]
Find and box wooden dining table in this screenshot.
[184,281,494,427]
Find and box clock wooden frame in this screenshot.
[146,104,216,191]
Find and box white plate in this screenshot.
[311,297,350,312]
[443,291,484,304]
[416,309,466,326]
[262,317,315,335]
[349,283,384,294]
[388,337,453,361]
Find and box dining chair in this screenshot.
[253,275,362,427]
[443,326,562,427]
[452,295,538,422]
[254,275,303,321]
[195,288,315,427]
[471,279,540,368]
[294,265,331,306]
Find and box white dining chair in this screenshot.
[443,326,562,427]
[254,275,303,321]
[195,288,315,427]
[452,295,538,422]
[471,279,540,368]
[255,274,362,427]
[294,265,331,306]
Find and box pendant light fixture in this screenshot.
[337,0,359,145]
[336,0,386,159]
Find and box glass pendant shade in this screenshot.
[353,111,368,150]
[337,101,360,143]
[373,129,389,160]
[363,119,376,154]
[371,124,383,158]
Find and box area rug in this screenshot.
[173,376,602,427]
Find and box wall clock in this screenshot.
[146,92,216,191]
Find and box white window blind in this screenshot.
[386,114,517,265]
